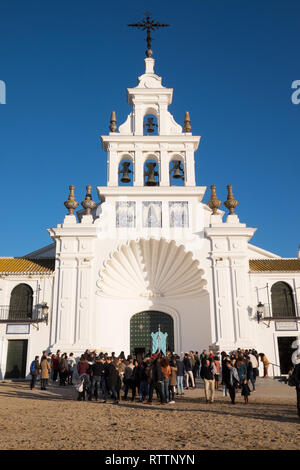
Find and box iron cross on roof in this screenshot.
[128,13,169,58]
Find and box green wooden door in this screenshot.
[130,311,174,355]
[5,340,28,379]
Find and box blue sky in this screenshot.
[0,0,299,257]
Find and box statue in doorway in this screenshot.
[151,325,168,356]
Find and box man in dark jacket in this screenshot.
[200,350,208,380]
[202,359,216,403]
[176,357,185,395]
[30,356,40,390]
[193,352,200,380]
[223,361,240,404]
[123,360,134,400]
[183,353,195,389]
[149,355,164,404]
[104,358,119,404]
[89,356,104,401]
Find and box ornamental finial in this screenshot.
[224,184,238,215]
[109,111,117,132]
[64,185,79,215]
[184,112,192,133]
[81,185,97,215]
[128,13,169,58]
[207,185,221,215]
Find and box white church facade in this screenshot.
[1,51,300,380]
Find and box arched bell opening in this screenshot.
[143,114,158,136]
[118,157,134,186]
[144,158,160,186]
[169,158,185,186]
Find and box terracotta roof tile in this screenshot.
[0,258,55,274]
[249,259,300,272]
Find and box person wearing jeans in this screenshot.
[89,375,101,401]
[176,357,185,395]
[30,356,40,390]
[160,357,171,404]
[139,379,149,402]
[224,361,240,404]
[89,357,104,401]
[183,353,195,389]
[246,357,255,391]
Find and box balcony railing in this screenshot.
[259,303,300,321]
[0,305,47,323]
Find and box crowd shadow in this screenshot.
[0,381,76,402]
[116,400,299,424]
[0,380,298,425]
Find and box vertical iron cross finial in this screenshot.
[128,13,170,58]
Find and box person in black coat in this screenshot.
[148,355,164,404]
[200,350,208,380]
[241,379,251,404]
[104,358,119,404]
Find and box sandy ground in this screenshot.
[0,377,299,450]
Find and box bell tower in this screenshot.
[101,54,200,188]
[101,13,200,189]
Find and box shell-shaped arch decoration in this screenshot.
[96,238,207,298]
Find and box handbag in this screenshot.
[75,381,84,392]
[288,368,296,387]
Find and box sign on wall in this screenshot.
[6,324,30,335]
[275,321,298,332]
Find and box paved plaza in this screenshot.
[0,377,299,450]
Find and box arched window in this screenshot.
[271,282,296,318]
[9,284,33,320]
[144,159,159,186]
[143,114,158,136]
[169,159,185,186]
[118,159,133,186]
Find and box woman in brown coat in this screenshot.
[40,356,50,390]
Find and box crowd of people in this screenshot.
[29,347,277,408]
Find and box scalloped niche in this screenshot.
[97,238,207,298]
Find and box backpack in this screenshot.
[287,367,296,387]
[30,361,36,374]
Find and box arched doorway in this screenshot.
[130,311,174,357]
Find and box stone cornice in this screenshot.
[47,226,99,239]
[205,226,257,239]
[127,87,173,105]
[97,185,206,200]
[101,135,200,151]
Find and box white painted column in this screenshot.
[160,144,169,186]
[205,222,256,350]
[158,102,169,135]
[133,103,143,136]
[107,144,118,187]
[185,143,196,186]
[48,222,98,351]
